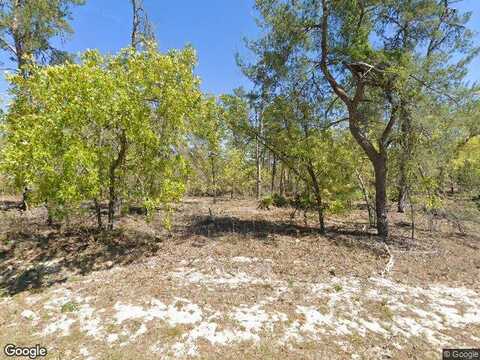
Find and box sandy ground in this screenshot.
[0,196,479,359]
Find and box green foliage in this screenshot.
[258,196,273,210]
[453,137,480,192]
[0,0,85,67]
[187,93,256,198]
[1,43,201,224]
[61,301,79,313]
[272,193,288,207]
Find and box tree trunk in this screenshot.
[397,170,407,213]
[279,164,285,196]
[107,131,127,230]
[271,154,277,194]
[306,165,326,234]
[373,156,389,240]
[94,198,103,229]
[107,172,116,230]
[210,155,217,204]
[255,137,261,199]
[255,109,263,199]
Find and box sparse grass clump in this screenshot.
[333,284,343,292]
[61,301,79,313]
[258,196,273,210]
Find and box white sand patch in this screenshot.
[114,299,203,327]
[21,309,39,323]
[78,303,105,338]
[232,305,270,333]
[170,267,273,288]
[296,306,329,334]
[40,291,106,340]
[132,323,148,339]
[43,289,73,310]
[25,295,41,305]
[231,256,258,263]
[114,304,147,324]
[156,269,480,351]
[79,346,95,360]
[107,333,119,343]
[42,315,75,336]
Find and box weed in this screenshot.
[61,301,79,313]
[333,284,343,292]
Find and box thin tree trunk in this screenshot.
[108,131,127,230]
[107,172,116,230]
[306,165,326,234]
[355,169,375,228]
[94,198,103,229]
[255,108,263,199]
[255,138,261,199]
[279,164,285,196]
[271,154,277,194]
[407,189,415,241]
[210,155,217,204]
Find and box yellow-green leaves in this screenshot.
[1,44,201,221]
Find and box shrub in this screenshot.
[258,196,273,210]
[272,193,288,207]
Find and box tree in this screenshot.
[0,0,85,72]
[1,44,201,229]
[247,0,477,240]
[374,0,478,212]
[186,94,256,200]
[130,0,155,50]
[192,96,225,203]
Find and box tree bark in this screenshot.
[279,164,285,196]
[373,155,389,239]
[107,131,127,230]
[210,155,217,204]
[94,198,103,229]
[271,154,277,194]
[306,165,326,234]
[255,138,261,199]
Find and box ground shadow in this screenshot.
[181,215,318,239]
[181,213,422,256]
[0,217,163,295]
[0,199,22,211]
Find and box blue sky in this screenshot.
[1,0,479,100]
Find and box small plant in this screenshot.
[272,193,288,207]
[61,301,79,313]
[333,284,343,292]
[258,196,273,210]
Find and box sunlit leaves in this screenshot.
[1,43,201,221]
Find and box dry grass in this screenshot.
[0,195,479,359]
